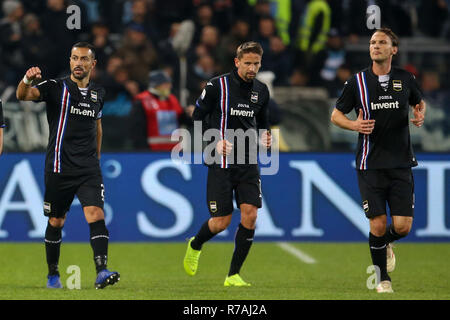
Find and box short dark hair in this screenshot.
[236,41,263,59]
[71,42,96,59]
[373,28,399,47]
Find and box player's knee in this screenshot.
[241,208,258,229]
[371,226,385,237]
[369,217,386,237]
[394,224,411,236]
[84,206,104,222]
[210,216,231,233]
[49,217,65,228]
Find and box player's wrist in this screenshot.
[23,75,33,85]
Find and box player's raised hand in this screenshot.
[410,104,425,127]
[354,108,375,135]
[24,67,42,82]
[216,139,233,156]
[17,67,42,100]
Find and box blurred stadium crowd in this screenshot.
[1,0,450,151]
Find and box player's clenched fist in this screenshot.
[24,66,42,84]
[216,139,233,156]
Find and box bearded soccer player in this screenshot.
[16,42,120,289]
[331,28,425,293]
[183,41,272,286]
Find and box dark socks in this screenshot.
[45,222,62,276]
[384,224,405,244]
[228,224,255,276]
[89,220,109,273]
[191,220,217,250]
[369,232,390,282]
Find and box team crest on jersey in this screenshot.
[362,200,369,213]
[250,91,258,103]
[44,202,51,214]
[209,201,217,213]
[393,80,402,91]
[90,90,98,102]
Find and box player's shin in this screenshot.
[384,224,406,243]
[45,222,62,276]
[369,232,390,282]
[89,219,110,273]
[191,220,218,250]
[228,223,255,276]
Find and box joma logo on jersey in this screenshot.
[230,108,254,117]
[70,106,96,117]
[370,101,399,110]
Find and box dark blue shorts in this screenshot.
[43,172,104,218]
[357,168,414,219]
[206,165,262,216]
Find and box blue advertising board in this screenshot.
[0,153,449,242]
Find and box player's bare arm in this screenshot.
[16,67,42,101]
[331,108,375,135]
[410,100,426,128]
[97,119,102,160]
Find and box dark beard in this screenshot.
[243,73,255,82]
[72,70,88,80]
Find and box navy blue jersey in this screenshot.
[35,76,104,174]
[335,66,422,170]
[193,69,270,167]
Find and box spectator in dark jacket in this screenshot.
[40,0,78,78]
[261,35,293,86]
[20,13,53,77]
[116,23,159,87]
[0,0,25,83]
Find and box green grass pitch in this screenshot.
[0,242,449,300]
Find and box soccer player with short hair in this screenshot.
[183,41,272,286]
[16,42,120,289]
[331,28,426,293]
